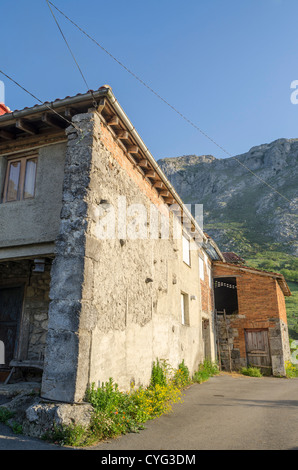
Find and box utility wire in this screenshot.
[47,0,292,204]
[46,0,98,109]
[0,69,83,135]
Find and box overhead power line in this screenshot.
[47,1,292,204]
[0,69,83,135]
[45,0,97,109]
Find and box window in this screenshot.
[3,156,37,203]
[214,277,238,315]
[206,264,212,287]
[182,233,190,266]
[199,256,205,281]
[181,292,189,325]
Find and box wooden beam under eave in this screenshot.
[0,129,15,140]
[116,130,129,140]
[108,115,119,126]
[159,190,170,198]
[153,181,164,189]
[64,107,77,118]
[97,98,106,113]
[144,170,157,179]
[163,197,176,205]
[127,145,139,154]
[42,113,65,129]
[138,159,149,168]
[16,119,37,135]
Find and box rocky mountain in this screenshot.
[159,138,298,259]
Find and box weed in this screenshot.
[0,407,13,424]
[193,359,219,384]
[240,366,263,377]
[150,359,169,388]
[44,358,219,447]
[11,422,23,435]
[285,361,298,378]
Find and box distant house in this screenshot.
[213,254,291,375]
[0,87,291,405]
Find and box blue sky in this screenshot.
[1,0,298,161]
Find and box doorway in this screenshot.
[0,286,24,378]
[245,328,272,373]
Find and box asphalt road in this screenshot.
[0,374,297,450]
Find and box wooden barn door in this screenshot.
[0,286,24,372]
[245,329,271,372]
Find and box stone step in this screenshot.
[0,382,41,399]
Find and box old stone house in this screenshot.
[213,254,291,375]
[0,86,291,410]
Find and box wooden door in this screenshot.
[245,329,271,371]
[202,319,211,360]
[0,286,24,369]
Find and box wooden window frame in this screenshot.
[199,255,205,281]
[181,291,190,326]
[2,154,38,203]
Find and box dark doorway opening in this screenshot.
[214,277,238,315]
[0,286,24,380]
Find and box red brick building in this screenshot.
[213,255,291,376]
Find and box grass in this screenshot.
[240,367,263,378]
[43,358,219,447]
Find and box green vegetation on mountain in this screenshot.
[159,138,298,338]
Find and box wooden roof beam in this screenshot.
[108,115,119,126]
[0,129,15,140]
[97,98,106,113]
[64,107,77,118]
[144,170,157,179]
[153,181,165,189]
[163,197,176,205]
[16,119,37,135]
[138,159,149,168]
[116,130,129,140]
[42,113,65,129]
[127,145,139,155]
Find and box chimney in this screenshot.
[0,103,11,116]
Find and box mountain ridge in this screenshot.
[159,137,298,257]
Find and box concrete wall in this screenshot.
[0,143,66,259]
[41,112,216,402]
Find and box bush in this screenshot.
[150,359,169,388]
[241,366,263,377]
[193,359,219,384]
[285,361,298,378]
[172,360,192,388]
